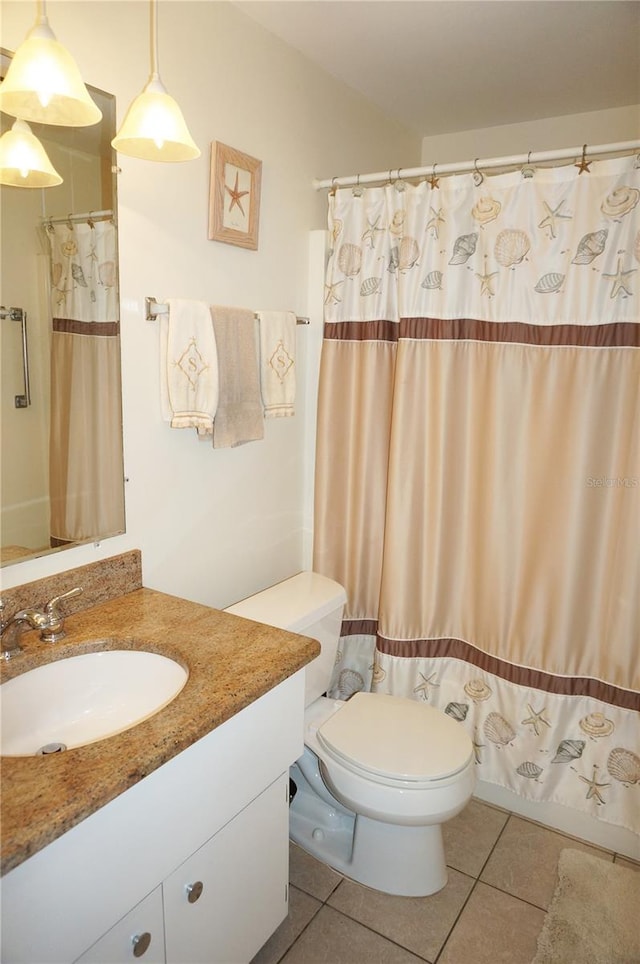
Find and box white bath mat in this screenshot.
[532,848,640,964]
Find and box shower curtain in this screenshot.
[47,219,124,544]
[314,156,640,834]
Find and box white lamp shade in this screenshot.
[0,118,63,188]
[112,77,200,162]
[0,20,102,127]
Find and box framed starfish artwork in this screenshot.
[208,142,262,249]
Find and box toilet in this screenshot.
[225,572,475,896]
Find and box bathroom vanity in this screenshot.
[0,566,319,963]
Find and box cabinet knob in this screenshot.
[131,932,152,958]
[186,880,204,903]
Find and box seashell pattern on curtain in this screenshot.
[315,156,640,837]
[323,157,639,327]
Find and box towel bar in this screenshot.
[145,296,309,325]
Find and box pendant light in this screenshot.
[0,118,63,188]
[112,0,200,162]
[0,0,101,127]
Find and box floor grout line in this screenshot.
[478,810,512,876]
[432,815,516,962]
[323,903,437,963]
[475,879,552,914]
[432,875,479,964]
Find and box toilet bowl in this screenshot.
[226,572,475,896]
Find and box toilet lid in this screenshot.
[317,692,472,782]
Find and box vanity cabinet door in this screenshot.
[163,773,289,964]
[74,886,165,964]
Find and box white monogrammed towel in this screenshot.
[257,310,296,417]
[160,299,218,436]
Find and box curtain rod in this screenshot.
[313,140,640,190]
[42,210,114,225]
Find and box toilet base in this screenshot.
[289,760,448,897]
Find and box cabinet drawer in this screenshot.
[163,774,289,964]
[74,887,165,964]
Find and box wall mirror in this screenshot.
[1,49,125,567]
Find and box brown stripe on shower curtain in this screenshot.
[324,319,399,342]
[53,317,120,337]
[339,619,640,709]
[402,317,640,347]
[325,317,640,347]
[377,632,640,711]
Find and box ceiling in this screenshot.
[235,1,640,137]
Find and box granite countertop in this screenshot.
[0,587,319,876]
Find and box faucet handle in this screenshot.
[44,586,83,615]
[41,587,83,643]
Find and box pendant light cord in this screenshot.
[149,0,160,81]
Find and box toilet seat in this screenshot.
[317,692,473,787]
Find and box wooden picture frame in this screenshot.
[208,142,262,250]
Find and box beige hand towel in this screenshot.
[257,310,296,417]
[210,305,264,448]
[160,299,218,436]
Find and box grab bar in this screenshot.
[0,306,31,408]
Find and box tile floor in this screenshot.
[252,798,639,964]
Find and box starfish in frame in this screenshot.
[225,171,250,216]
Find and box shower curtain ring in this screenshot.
[473,158,484,185]
[428,163,439,189]
[521,151,535,179]
[330,176,338,196]
[352,173,363,197]
[575,143,591,174]
[395,168,406,192]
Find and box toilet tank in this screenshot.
[225,572,347,706]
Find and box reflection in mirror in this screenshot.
[1,49,125,567]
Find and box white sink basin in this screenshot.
[1,650,188,756]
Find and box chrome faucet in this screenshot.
[1,608,49,659]
[0,587,83,660]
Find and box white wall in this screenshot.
[0,1,420,602]
[421,104,640,166]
